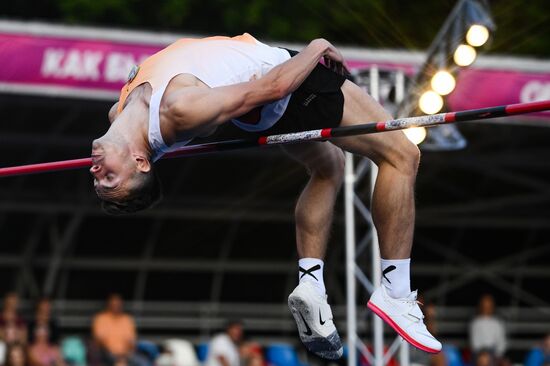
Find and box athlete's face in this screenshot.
[91,139,136,201]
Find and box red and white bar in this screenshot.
[1,99,549,178]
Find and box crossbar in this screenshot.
[0,100,549,178]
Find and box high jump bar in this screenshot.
[1,99,549,178]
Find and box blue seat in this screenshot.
[443,345,464,366]
[196,342,209,362]
[525,348,547,366]
[61,336,86,366]
[137,340,160,361]
[266,343,307,366]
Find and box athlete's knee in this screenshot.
[401,139,421,175]
[309,145,345,184]
[379,133,420,178]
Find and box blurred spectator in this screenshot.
[245,354,264,366]
[154,345,174,366]
[5,342,28,366]
[0,293,28,345]
[204,320,243,366]
[92,294,148,366]
[60,336,87,366]
[240,342,265,366]
[113,356,129,366]
[0,341,6,365]
[469,294,507,358]
[28,326,64,366]
[160,339,200,366]
[475,350,495,366]
[86,338,104,366]
[525,334,550,366]
[28,298,60,345]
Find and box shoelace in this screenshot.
[403,297,423,306]
[403,298,425,320]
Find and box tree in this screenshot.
[1,0,548,56]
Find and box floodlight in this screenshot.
[419,90,444,114]
[431,70,456,95]
[404,127,427,145]
[466,24,490,47]
[454,44,477,66]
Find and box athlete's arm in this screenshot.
[164,38,347,132]
[264,38,349,94]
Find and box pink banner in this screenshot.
[0,32,549,120]
[0,33,160,96]
[448,69,550,119]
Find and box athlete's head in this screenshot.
[91,133,162,215]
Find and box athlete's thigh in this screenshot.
[330,80,416,165]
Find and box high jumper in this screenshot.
[90,33,436,358]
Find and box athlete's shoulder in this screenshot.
[161,84,207,123]
[175,32,258,45]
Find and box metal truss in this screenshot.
[345,67,409,366]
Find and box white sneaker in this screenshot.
[288,281,343,359]
[367,286,442,353]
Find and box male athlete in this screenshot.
[90,34,441,359]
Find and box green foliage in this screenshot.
[57,0,141,25]
[1,0,548,56]
[156,0,190,28]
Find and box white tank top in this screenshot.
[118,34,291,162]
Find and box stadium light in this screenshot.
[399,0,494,150]
[464,0,495,42]
[453,44,477,66]
[419,90,444,114]
[431,70,456,95]
[404,127,427,145]
[466,24,490,47]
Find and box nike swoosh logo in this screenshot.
[298,312,313,336]
[319,310,326,325]
[405,312,422,322]
[423,332,437,340]
[382,265,396,284]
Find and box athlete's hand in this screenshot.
[316,39,350,77]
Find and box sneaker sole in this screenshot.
[288,294,343,360]
[367,301,440,354]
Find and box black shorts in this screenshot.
[197,49,348,142]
